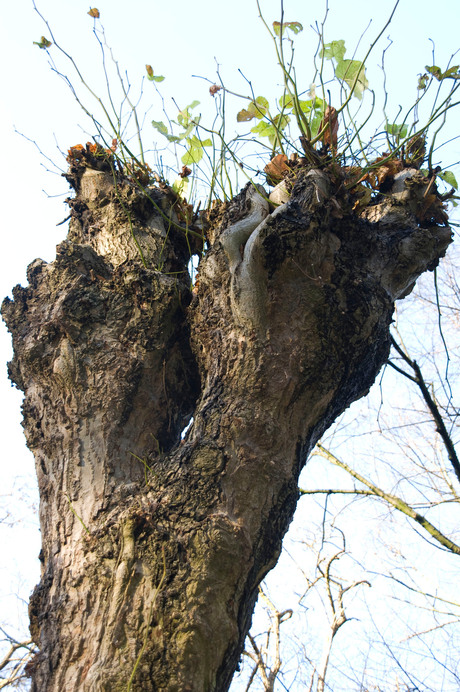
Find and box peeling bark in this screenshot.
[2,159,452,691]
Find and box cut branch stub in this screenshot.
[1,159,452,692]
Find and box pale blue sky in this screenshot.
[1,0,459,663]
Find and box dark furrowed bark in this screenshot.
[2,161,452,691]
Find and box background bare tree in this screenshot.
[0,487,38,690]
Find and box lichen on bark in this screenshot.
[2,154,452,691]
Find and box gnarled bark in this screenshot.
[2,158,451,691]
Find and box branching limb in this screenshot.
[389,335,460,485]
[243,588,292,692]
[314,445,460,555]
[316,549,370,692]
[0,628,37,690]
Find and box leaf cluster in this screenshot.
[152,101,212,167]
[31,3,460,224]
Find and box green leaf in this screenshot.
[250,114,290,144]
[273,21,303,37]
[177,101,200,127]
[288,21,303,34]
[417,74,428,90]
[299,97,325,115]
[426,65,442,80]
[273,113,290,130]
[278,95,294,110]
[174,120,199,140]
[146,64,165,82]
[313,97,326,110]
[279,95,314,114]
[426,64,460,81]
[151,120,181,142]
[181,146,203,166]
[187,135,211,148]
[172,177,189,197]
[320,40,346,62]
[181,122,196,139]
[439,170,458,190]
[442,65,460,79]
[335,59,368,99]
[309,112,323,138]
[238,97,269,122]
[248,96,269,119]
[296,99,313,114]
[180,135,212,166]
[151,120,168,136]
[251,121,276,137]
[385,122,408,140]
[33,36,52,49]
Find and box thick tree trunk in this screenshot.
[2,153,451,691]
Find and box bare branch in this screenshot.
[314,445,460,555]
[390,335,460,485]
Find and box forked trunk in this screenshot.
[2,156,451,691]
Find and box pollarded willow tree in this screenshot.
[2,3,459,691]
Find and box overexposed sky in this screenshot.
[1,0,459,658]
